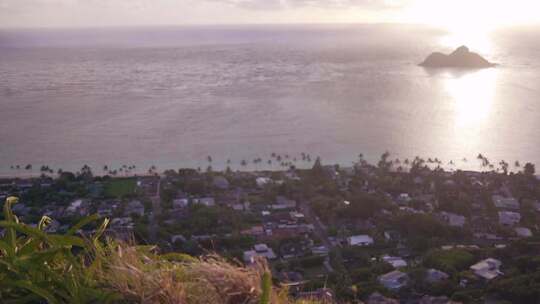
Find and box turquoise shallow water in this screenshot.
[1,25,539,175]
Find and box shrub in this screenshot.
[0,196,114,303]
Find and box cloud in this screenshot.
[210,0,409,10]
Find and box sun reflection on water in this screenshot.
[444,68,498,128]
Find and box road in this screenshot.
[299,200,335,272]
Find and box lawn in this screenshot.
[104,178,137,198]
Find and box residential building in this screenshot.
[492,195,520,210]
[348,235,374,246]
[378,270,409,290]
[382,255,407,268]
[440,211,466,227]
[425,269,449,284]
[243,243,277,263]
[498,211,521,226]
[470,258,502,280]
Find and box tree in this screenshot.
[312,156,323,172]
[524,163,535,176]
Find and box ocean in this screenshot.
[1,24,540,175]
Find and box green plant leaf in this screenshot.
[66,214,100,236]
[10,280,60,304]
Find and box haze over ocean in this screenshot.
[1,25,539,175]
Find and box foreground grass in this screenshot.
[0,197,323,304]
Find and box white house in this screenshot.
[378,270,409,290]
[382,255,407,268]
[470,258,502,280]
[66,199,84,214]
[172,198,189,209]
[348,235,374,246]
[243,243,277,264]
[256,177,272,187]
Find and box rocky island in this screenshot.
[420,45,496,68]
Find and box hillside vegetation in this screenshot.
[0,196,320,304]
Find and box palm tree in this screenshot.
[499,160,509,174]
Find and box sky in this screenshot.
[0,0,539,29]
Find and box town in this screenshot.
[1,153,540,304]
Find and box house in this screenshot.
[348,235,374,246]
[66,199,84,214]
[193,197,215,207]
[172,198,189,209]
[243,243,277,263]
[470,258,502,280]
[97,205,114,217]
[110,217,134,235]
[256,177,272,187]
[271,196,296,210]
[311,245,330,256]
[440,212,466,227]
[378,270,409,290]
[396,193,411,205]
[492,195,520,210]
[425,269,449,284]
[212,176,229,190]
[498,211,521,226]
[515,227,533,238]
[382,255,407,268]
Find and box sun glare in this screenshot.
[406,0,540,53]
[444,69,499,128]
